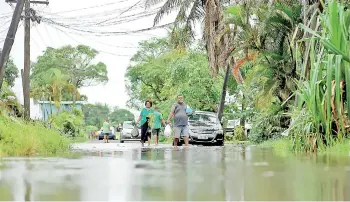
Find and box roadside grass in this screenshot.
[257,137,350,156]
[0,115,71,157]
[259,138,293,156]
[318,139,350,155]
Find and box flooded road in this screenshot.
[1,143,350,201]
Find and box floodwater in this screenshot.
[1,144,350,201]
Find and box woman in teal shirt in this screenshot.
[136,100,154,147]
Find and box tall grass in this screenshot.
[290,0,350,152]
[0,116,71,157]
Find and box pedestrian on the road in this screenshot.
[152,107,166,146]
[167,94,190,147]
[102,120,111,143]
[137,100,154,147]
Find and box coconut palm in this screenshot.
[145,0,231,73]
[31,68,80,115]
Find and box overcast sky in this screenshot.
[0,0,175,117]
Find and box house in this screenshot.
[38,101,85,121]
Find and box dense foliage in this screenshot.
[140,0,350,151]
[0,115,70,156]
[82,103,134,128]
[30,45,108,103]
[125,38,222,118]
[3,58,18,87]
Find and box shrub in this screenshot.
[50,109,84,138]
[234,125,245,141]
[0,115,71,156]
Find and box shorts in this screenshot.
[173,125,189,138]
[141,122,151,142]
[152,128,160,136]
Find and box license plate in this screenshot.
[198,135,208,140]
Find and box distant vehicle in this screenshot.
[225,119,251,135]
[174,111,224,146]
[98,126,116,140]
[120,121,141,143]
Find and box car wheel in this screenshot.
[216,141,224,146]
[120,136,124,143]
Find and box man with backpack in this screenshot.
[167,94,191,147]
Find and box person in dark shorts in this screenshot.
[137,100,154,147]
[152,107,166,146]
[102,120,111,143]
[167,94,190,147]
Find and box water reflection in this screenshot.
[0,146,350,200]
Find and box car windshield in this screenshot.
[123,122,134,129]
[189,113,218,124]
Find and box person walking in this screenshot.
[167,94,190,147]
[152,107,166,146]
[137,100,154,147]
[102,120,111,143]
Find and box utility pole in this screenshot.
[5,0,48,120]
[23,0,30,120]
[0,0,25,90]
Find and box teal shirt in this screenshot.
[139,108,154,126]
[102,121,110,133]
[152,111,163,129]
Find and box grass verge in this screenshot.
[0,115,71,157]
[257,137,350,156]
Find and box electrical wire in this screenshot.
[35,25,48,47]
[50,24,134,57]
[42,17,173,36]
[47,0,131,14]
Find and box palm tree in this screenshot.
[145,0,232,74]
[31,68,80,116]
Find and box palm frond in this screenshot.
[145,0,164,7]
[153,0,185,26]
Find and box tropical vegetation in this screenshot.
[124,0,350,152]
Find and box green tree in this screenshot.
[145,0,226,73]
[125,37,221,117]
[4,58,18,87]
[82,103,110,128]
[31,45,108,101]
[31,68,79,115]
[109,107,135,125]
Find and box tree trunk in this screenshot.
[218,61,232,122]
[240,1,249,130]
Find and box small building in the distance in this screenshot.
[38,101,85,121]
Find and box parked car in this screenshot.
[98,127,116,140]
[174,111,224,146]
[225,119,252,136]
[120,121,141,143]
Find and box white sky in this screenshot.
[0,0,177,116]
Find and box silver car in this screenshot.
[175,111,224,146]
[120,121,141,143]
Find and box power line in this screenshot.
[38,5,159,28]
[42,17,173,36]
[47,0,130,14]
[34,26,48,47]
[50,25,134,57]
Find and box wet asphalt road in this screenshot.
[1,140,350,200]
[71,139,176,152]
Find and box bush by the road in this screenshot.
[0,115,71,157]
